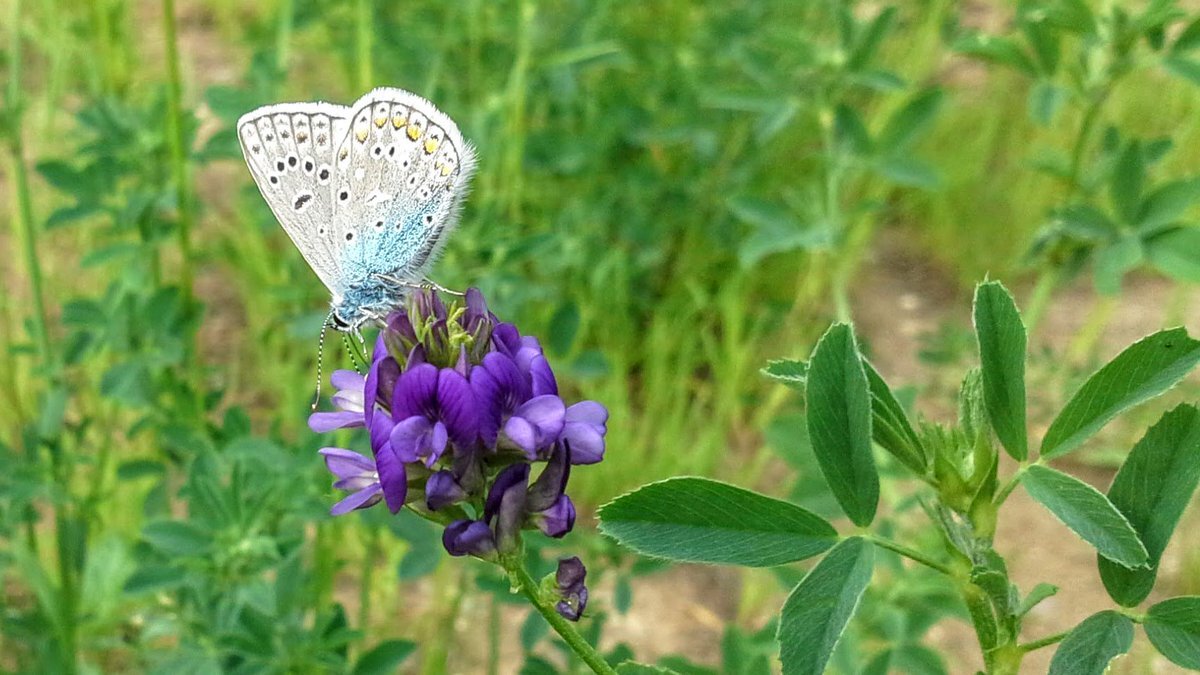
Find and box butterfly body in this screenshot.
[238,88,476,331]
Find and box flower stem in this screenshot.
[503,557,616,675]
[865,534,954,576]
[354,0,373,92]
[1020,630,1068,653]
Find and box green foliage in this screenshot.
[1047,610,1134,675]
[1020,464,1148,569]
[1144,596,1200,669]
[1099,404,1200,606]
[805,323,878,526]
[777,537,874,675]
[973,281,1028,461]
[598,478,836,567]
[1040,327,1200,458]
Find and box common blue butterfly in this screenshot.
[238,88,477,332]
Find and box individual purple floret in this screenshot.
[554,556,589,621]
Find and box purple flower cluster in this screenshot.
[310,289,604,619]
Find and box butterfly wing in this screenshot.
[328,87,477,288]
[238,101,351,293]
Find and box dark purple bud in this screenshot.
[385,311,419,357]
[527,442,571,511]
[484,464,530,521]
[453,345,471,377]
[462,287,491,333]
[426,470,467,510]
[415,288,449,322]
[443,519,496,558]
[535,494,575,538]
[494,473,528,554]
[555,556,588,621]
[491,323,522,357]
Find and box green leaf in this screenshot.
[847,7,896,70]
[834,104,873,156]
[1137,177,1200,231]
[141,521,213,557]
[973,281,1028,460]
[1015,583,1058,618]
[761,359,807,390]
[777,537,874,675]
[1028,80,1067,126]
[862,360,926,474]
[1092,236,1143,296]
[1144,597,1200,669]
[806,324,878,526]
[875,155,939,189]
[1110,141,1145,224]
[877,88,943,153]
[1147,227,1200,283]
[598,477,837,567]
[953,34,1038,76]
[350,640,417,675]
[1021,465,1148,568]
[1047,610,1134,675]
[1165,55,1200,86]
[1041,328,1200,458]
[1174,16,1200,52]
[1100,405,1200,606]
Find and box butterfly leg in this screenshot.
[373,274,464,296]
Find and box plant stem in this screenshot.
[864,534,953,576]
[502,556,616,675]
[994,462,1031,508]
[1020,630,1068,653]
[274,0,293,84]
[161,0,195,305]
[358,527,378,631]
[354,0,372,92]
[1022,267,1059,336]
[7,0,53,369]
[487,595,500,675]
[1067,91,1107,199]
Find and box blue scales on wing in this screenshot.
[328,89,477,327]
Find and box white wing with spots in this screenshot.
[238,100,350,293]
[329,87,477,281]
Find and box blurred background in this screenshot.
[3,0,1200,672]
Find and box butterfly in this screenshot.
[237,87,477,332]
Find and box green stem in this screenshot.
[1020,630,1068,653]
[502,556,616,675]
[358,528,378,631]
[7,0,53,368]
[864,534,954,576]
[1067,91,1107,199]
[354,0,373,92]
[1022,267,1060,336]
[161,0,195,304]
[994,462,1031,508]
[487,595,500,675]
[274,0,294,86]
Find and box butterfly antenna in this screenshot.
[311,312,334,411]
